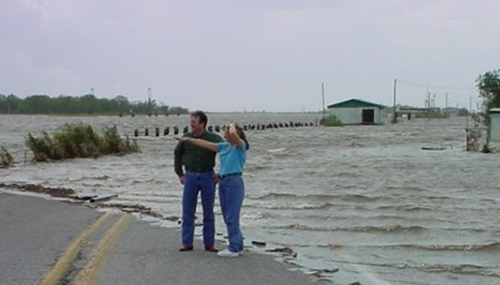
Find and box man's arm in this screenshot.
[175,137,218,152]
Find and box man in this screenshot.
[174,110,223,252]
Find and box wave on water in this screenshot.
[67,175,111,182]
[346,141,365,148]
[118,194,179,203]
[267,147,287,153]
[368,204,436,212]
[391,242,500,252]
[334,171,362,178]
[246,164,272,171]
[246,201,331,210]
[323,242,500,253]
[378,262,500,277]
[251,192,384,203]
[334,259,500,277]
[384,186,428,192]
[123,192,178,198]
[252,193,334,200]
[241,211,274,220]
[264,224,428,233]
[131,179,158,184]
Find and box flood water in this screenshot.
[1,113,499,285]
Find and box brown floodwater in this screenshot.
[1,113,499,285]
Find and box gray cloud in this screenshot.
[1,0,498,112]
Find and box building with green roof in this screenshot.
[327,98,386,125]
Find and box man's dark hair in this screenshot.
[190,110,208,128]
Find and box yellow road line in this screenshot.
[72,214,133,285]
[38,212,113,285]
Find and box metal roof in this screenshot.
[327,98,385,109]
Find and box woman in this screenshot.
[175,123,249,257]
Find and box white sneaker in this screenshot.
[217,248,239,258]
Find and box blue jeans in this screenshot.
[181,171,216,247]
[219,176,245,252]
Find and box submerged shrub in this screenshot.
[101,126,139,155]
[320,115,343,127]
[26,124,139,162]
[26,132,59,161]
[0,147,14,168]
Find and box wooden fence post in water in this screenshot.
[131,121,314,138]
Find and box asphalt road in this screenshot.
[0,192,320,285]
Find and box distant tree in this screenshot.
[79,94,98,113]
[0,94,7,113]
[157,104,169,116]
[6,94,22,114]
[21,95,52,114]
[0,93,188,115]
[56,95,80,113]
[476,69,500,125]
[169,106,189,115]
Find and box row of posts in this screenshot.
[133,121,315,137]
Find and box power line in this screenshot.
[396,79,476,90]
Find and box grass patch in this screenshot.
[320,115,343,127]
[26,124,139,162]
[0,147,14,168]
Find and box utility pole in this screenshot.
[466,98,469,129]
[392,79,397,124]
[148,87,152,116]
[469,96,473,115]
[427,86,431,120]
[321,83,326,122]
[445,92,449,118]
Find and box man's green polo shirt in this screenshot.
[174,130,224,177]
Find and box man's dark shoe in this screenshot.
[204,245,218,252]
[179,246,194,252]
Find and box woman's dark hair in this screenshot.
[234,124,249,150]
[190,110,208,128]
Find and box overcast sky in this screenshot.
[1,0,499,112]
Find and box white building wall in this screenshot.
[329,107,383,125]
[490,112,500,141]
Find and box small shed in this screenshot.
[327,98,385,125]
[489,108,500,141]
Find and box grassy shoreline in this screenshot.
[26,124,139,162]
